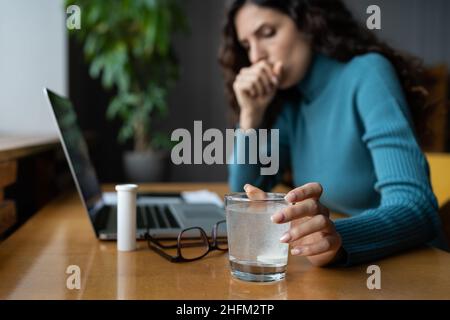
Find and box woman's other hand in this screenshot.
[274,182,342,267]
[244,183,343,267]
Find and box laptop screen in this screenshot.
[45,88,102,213]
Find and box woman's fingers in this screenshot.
[263,181,343,266]
[273,61,283,78]
[243,183,267,200]
[242,62,278,89]
[235,75,260,96]
[238,74,268,96]
[291,233,341,256]
[237,61,278,97]
[238,72,274,96]
[284,182,323,203]
[272,198,329,223]
[280,214,334,243]
[233,78,257,97]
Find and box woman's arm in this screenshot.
[228,61,288,192]
[228,106,292,192]
[334,53,444,266]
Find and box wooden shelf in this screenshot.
[0,135,62,238]
[0,201,16,236]
[0,135,59,162]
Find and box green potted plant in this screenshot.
[67,0,187,182]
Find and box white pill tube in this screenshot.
[115,184,138,251]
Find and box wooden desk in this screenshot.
[1,183,450,300]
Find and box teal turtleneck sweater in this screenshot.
[228,53,447,266]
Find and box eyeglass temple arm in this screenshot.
[145,231,179,262]
[148,244,179,263]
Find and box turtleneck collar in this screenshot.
[297,53,341,102]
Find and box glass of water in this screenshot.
[224,192,290,282]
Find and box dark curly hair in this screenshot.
[218,0,434,146]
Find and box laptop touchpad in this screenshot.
[171,204,225,226]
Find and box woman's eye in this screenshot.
[261,27,275,37]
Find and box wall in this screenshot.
[0,0,67,136]
[164,0,230,182]
[344,0,450,66]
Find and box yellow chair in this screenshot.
[426,152,450,248]
[426,152,450,206]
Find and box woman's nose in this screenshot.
[249,43,267,64]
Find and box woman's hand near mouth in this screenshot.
[233,60,283,130]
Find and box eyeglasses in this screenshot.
[144,220,228,263]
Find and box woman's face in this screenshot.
[234,3,312,89]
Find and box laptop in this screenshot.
[43,88,225,240]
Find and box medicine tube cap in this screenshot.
[115,184,138,192]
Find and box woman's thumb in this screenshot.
[273,61,283,78]
[243,184,267,200]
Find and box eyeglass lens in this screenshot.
[179,228,209,260]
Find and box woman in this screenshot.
[219,0,448,267]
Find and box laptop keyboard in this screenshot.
[94,204,180,232]
[137,205,180,229]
